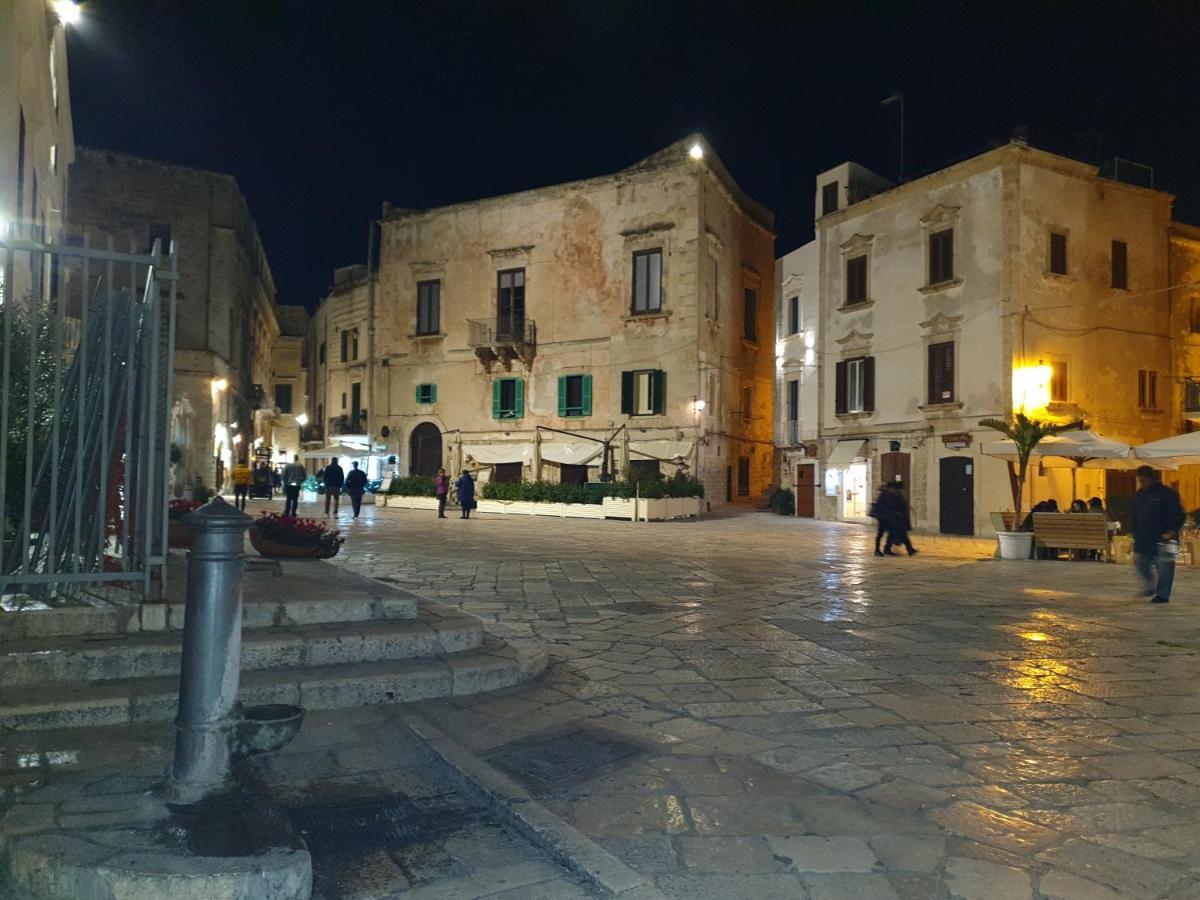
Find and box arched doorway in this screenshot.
[409,423,442,476]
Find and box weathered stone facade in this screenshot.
[68,149,282,491]
[309,136,775,505]
[782,141,1183,535]
[0,0,76,302]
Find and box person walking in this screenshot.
[871,483,896,557]
[455,469,476,519]
[344,460,368,519]
[435,468,449,518]
[282,454,307,517]
[1132,465,1185,604]
[231,459,252,511]
[883,481,918,556]
[322,457,346,516]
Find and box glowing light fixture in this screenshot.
[231,434,242,445]
[294,412,309,427]
[53,1,81,25]
[688,143,704,160]
[211,377,228,394]
[692,398,707,413]
[1012,363,1052,413]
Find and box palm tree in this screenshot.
[979,413,1081,527]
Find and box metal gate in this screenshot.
[0,225,178,604]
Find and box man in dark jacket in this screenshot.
[344,461,368,518]
[1132,465,1185,603]
[883,481,918,557]
[322,457,346,516]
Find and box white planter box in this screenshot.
[563,504,605,519]
[602,496,701,521]
[384,495,697,521]
[383,495,439,510]
[603,497,636,520]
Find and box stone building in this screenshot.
[306,265,373,457]
[781,139,1182,535]
[774,240,820,514]
[264,305,309,466]
[309,135,775,504]
[0,0,76,303]
[68,149,282,491]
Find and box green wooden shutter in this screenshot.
[557,376,567,417]
[621,372,633,415]
[581,375,592,417]
[492,381,502,419]
[652,370,666,415]
[513,379,525,419]
[416,384,422,404]
[430,384,437,403]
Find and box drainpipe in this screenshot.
[365,218,377,453]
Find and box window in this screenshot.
[557,374,592,417]
[787,296,800,335]
[497,268,526,336]
[927,342,955,405]
[743,288,757,342]
[148,223,171,255]
[417,280,440,335]
[1050,361,1068,402]
[741,386,753,422]
[835,356,875,415]
[352,330,359,360]
[415,383,437,404]
[928,228,954,284]
[273,383,293,414]
[845,255,867,305]
[786,379,799,445]
[492,378,524,419]
[1049,232,1068,275]
[631,249,663,315]
[340,330,349,362]
[737,457,751,497]
[341,392,347,409]
[705,255,718,320]
[1187,381,1200,413]
[1112,240,1128,289]
[1138,369,1158,410]
[822,182,839,216]
[318,342,326,365]
[621,369,666,416]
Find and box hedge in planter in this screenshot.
[482,480,600,504]
[388,475,437,497]
[603,471,704,500]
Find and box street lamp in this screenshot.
[52,1,81,25]
[294,412,309,427]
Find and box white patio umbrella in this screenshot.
[1134,432,1200,466]
[981,430,1145,501]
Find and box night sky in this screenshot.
[67,1,1200,311]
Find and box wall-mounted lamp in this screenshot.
[692,398,706,413]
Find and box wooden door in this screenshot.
[880,451,910,487]
[795,464,815,517]
[939,456,974,535]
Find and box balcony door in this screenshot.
[351,382,361,428]
[497,268,525,340]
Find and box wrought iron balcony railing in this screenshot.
[468,317,536,370]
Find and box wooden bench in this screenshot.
[1032,513,1110,561]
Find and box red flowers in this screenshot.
[168,499,204,520]
[253,513,343,550]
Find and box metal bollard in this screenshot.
[166,496,252,804]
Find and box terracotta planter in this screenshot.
[248,526,341,560]
[167,520,192,549]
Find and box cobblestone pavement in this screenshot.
[328,503,1200,900]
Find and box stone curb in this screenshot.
[404,711,666,900]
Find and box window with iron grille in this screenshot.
[416,280,441,335]
[929,228,954,284]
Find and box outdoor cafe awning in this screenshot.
[301,444,368,460]
[462,443,534,465]
[628,440,694,462]
[827,440,867,468]
[539,441,603,465]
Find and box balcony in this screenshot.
[329,414,366,436]
[468,317,536,371]
[300,424,325,445]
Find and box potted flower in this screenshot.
[248,513,344,560]
[979,413,1078,560]
[168,499,203,548]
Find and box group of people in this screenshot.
[276,454,368,519]
[435,468,478,519]
[870,481,918,557]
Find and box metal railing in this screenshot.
[468,317,536,350]
[0,225,178,605]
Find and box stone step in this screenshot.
[0,604,481,687]
[0,638,546,731]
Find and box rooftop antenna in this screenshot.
[881,91,905,182]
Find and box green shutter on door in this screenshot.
[651,370,666,415]
[492,381,502,419]
[557,376,567,417]
[581,375,592,417]
[621,372,633,415]
[513,379,525,419]
[429,384,437,403]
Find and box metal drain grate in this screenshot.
[614,601,666,615]
[487,729,641,786]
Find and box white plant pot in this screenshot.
[996,531,1034,560]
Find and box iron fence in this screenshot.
[0,224,178,605]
